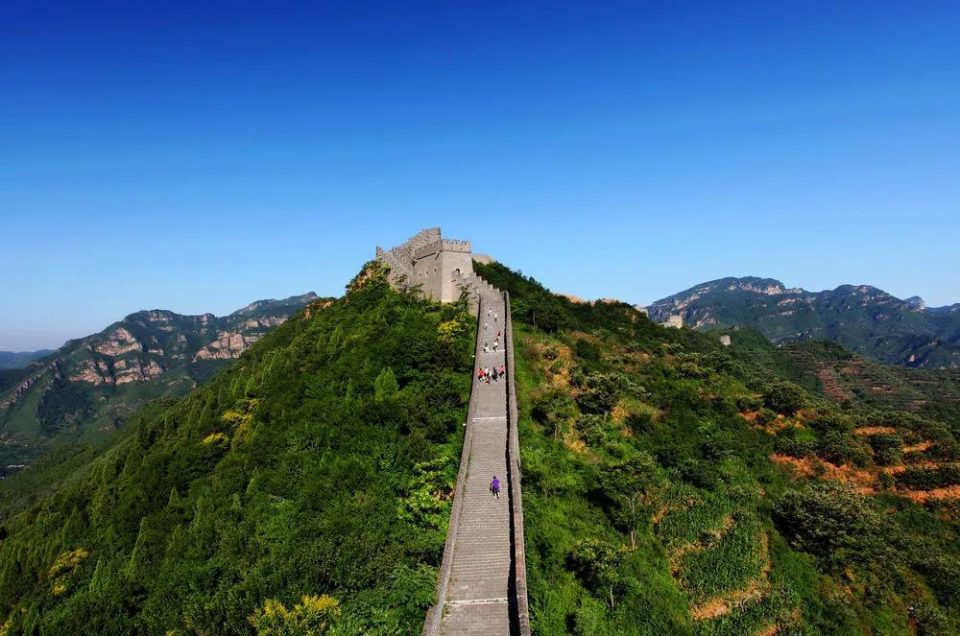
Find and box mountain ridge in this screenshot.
[0,351,54,371]
[0,292,319,470]
[648,276,960,368]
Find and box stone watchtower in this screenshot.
[376,228,479,303]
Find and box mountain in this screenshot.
[0,293,318,471]
[648,276,960,368]
[0,351,54,371]
[0,265,471,634]
[0,259,958,635]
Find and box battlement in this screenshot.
[413,238,472,260]
[377,228,476,303]
[441,238,471,253]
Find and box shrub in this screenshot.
[736,395,763,412]
[755,408,778,426]
[817,431,870,468]
[869,434,903,466]
[248,595,340,635]
[531,391,577,440]
[773,484,890,565]
[895,467,960,490]
[566,539,625,609]
[574,339,601,362]
[573,373,628,415]
[576,415,607,447]
[763,381,806,415]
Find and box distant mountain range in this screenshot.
[0,293,319,471]
[0,350,54,370]
[648,277,960,368]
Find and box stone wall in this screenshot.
[378,229,476,303]
[504,292,532,635]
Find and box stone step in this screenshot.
[425,275,527,636]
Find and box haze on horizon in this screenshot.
[2,1,958,351]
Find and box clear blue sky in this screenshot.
[2,1,958,350]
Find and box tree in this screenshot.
[374,367,399,402]
[773,483,890,566]
[567,539,624,609]
[599,453,663,550]
[763,381,806,415]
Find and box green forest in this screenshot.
[474,261,960,636]
[0,264,474,634]
[0,260,958,634]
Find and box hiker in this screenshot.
[490,476,500,499]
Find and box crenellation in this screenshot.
[377,228,477,304]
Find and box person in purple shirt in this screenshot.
[490,476,500,499]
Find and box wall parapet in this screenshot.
[504,291,532,636]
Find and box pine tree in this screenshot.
[374,367,399,402]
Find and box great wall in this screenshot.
[376,229,531,636]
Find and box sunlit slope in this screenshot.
[0,264,474,635]
[475,261,960,636]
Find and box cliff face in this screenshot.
[648,277,960,368]
[0,293,319,470]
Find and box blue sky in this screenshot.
[1,0,958,350]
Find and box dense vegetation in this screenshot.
[0,295,316,470]
[0,264,474,635]
[476,262,960,635]
[2,258,959,635]
[778,339,960,426]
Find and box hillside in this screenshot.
[648,277,960,368]
[0,259,958,635]
[477,262,960,636]
[0,293,317,472]
[0,264,474,634]
[0,351,54,371]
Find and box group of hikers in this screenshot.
[482,330,502,353]
[478,364,506,383]
[483,307,505,500]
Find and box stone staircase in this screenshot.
[423,279,531,636]
[377,227,440,289]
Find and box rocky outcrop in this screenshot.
[69,360,111,385]
[94,327,144,356]
[114,359,165,384]
[0,362,56,410]
[194,332,259,361]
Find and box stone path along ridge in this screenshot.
[423,279,531,636]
